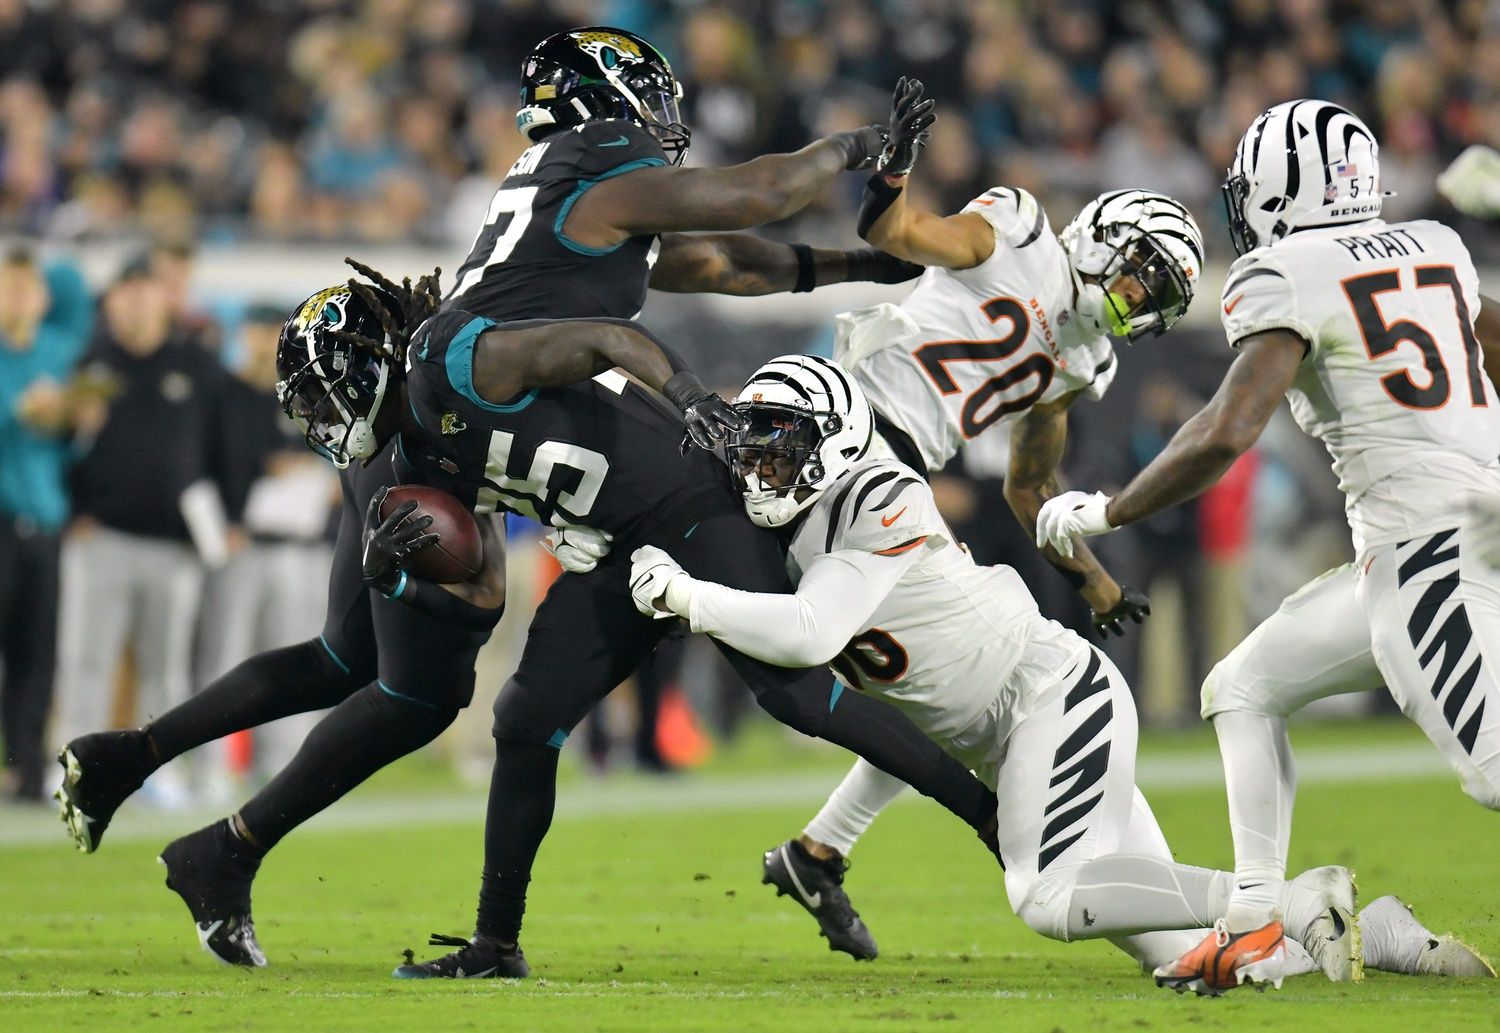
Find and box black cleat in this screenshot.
[392,933,530,979]
[762,840,878,960]
[55,730,155,852]
[159,821,267,967]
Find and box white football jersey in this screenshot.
[785,458,1089,771]
[835,187,1118,472]
[1220,218,1500,555]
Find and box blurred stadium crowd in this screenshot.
[2,0,1497,804]
[0,0,1497,251]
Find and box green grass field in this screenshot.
[2,718,1496,1032]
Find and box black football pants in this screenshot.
[479,504,995,940]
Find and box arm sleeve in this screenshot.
[686,547,923,668]
[384,571,505,632]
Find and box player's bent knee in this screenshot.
[1200,656,1282,720]
[1006,870,1074,943]
[750,682,830,738]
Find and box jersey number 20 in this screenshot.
[913,296,1055,437]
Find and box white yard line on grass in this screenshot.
[0,741,1452,849]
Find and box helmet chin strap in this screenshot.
[341,359,391,466]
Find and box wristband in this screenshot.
[857,173,905,239]
[791,243,816,293]
[662,370,709,410]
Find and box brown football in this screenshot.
[378,485,482,584]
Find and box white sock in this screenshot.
[802,759,908,857]
[1215,711,1295,931]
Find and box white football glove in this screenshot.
[629,545,689,620]
[1035,490,1114,558]
[1437,145,1500,220]
[542,525,614,574]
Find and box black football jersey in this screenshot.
[399,309,729,545]
[443,120,667,322]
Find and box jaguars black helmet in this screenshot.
[275,283,402,469]
[518,26,690,164]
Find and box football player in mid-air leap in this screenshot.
[750,76,1204,960]
[629,354,1487,993]
[1037,100,1500,990]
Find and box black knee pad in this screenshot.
[491,674,579,748]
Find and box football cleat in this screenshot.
[1153,918,1289,996]
[159,821,266,967]
[761,840,878,961]
[54,730,156,852]
[1283,865,1362,983]
[392,933,529,979]
[1359,895,1496,978]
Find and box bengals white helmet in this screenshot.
[1059,189,1204,341]
[727,355,874,529]
[1224,99,1385,256]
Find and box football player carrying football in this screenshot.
[1037,100,1499,990]
[54,266,748,967]
[632,354,1493,994]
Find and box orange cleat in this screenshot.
[1153,919,1289,996]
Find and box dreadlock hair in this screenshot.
[329,257,443,366]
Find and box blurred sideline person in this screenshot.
[752,79,1204,949]
[629,355,1484,993]
[195,304,339,783]
[1037,100,1500,987]
[0,247,95,801]
[52,256,238,804]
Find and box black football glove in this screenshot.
[362,486,441,593]
[879,76,936,177]
[661,371,749,454]
[1091,584,1151,639]
[828,124,889,171]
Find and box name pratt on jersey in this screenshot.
[1332,228,1427,262]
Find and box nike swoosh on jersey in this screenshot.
[880,506,908,527]
[599,135,631,147]
[1223,294,1245,315]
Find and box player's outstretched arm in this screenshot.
[859,177,994,270]
[472,318,742,450]
[1004,397,1124,613]
[649,233,921,295]
[630,546,916,668]
[1104,329,1305,527]
[565,129,884,245]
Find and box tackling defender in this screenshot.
[629,355,1372,989]
[1037,99,1500,989]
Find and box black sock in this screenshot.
[236,682,458,852]
[146,640,360,763]
[475,740,560,943]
